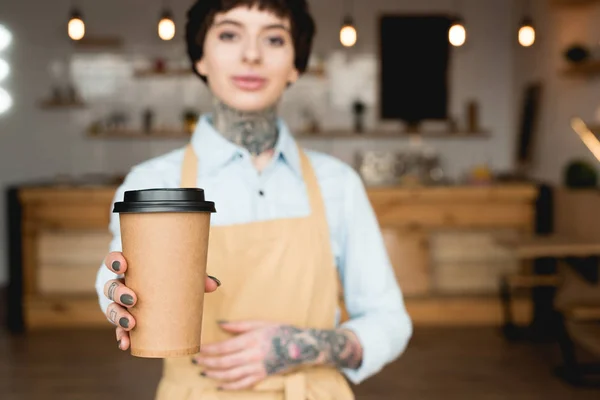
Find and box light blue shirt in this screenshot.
[95,115,412,384]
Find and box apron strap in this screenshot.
[180,144,197,188]
[297,147,328,226]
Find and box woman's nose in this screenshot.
[242,39,261,65]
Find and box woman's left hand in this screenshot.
[192,320,332,390]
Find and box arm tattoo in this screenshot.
[212,99,279,156]
[109,309,117,324]
[107,282,118,301]
[263,326,363,375]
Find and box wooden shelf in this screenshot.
[39,100,87,110]
[72,36,123,50]
[297,130,490,139]
[133,68,193,78]
[88,128,490,140]
[563,59,600,77]
[88,129,191,139]
[552,0,600,6]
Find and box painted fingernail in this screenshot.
[119,317,129,329]
[117,340,122,350]
[112,260,121,272]
[191,358,198,365]
[208,276,221,287]
[120,294,134,306]
[199,372,207,377]
[217,320,228,324]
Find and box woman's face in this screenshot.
[196,6,299,112]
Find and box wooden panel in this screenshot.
[27,204,111,230]
[373,203,533,229]
[382,227,430,296]
[430,230,520,294]
[367,184,538,203]
[405,296,532,326]
[35,230,111,294]
[38,230,111,265]
[25,295,110,329]
[38,265,100,295]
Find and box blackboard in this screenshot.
[379,15,452,125]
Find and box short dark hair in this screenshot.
[186,0,316,83]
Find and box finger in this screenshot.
[116,327,130,351]
[103,279,137,307]
[198,348,262,370]
[217,320,274,334]
[218,374,264,391]
[205,275,221,293]
[202,363,262,382]
[106,302,136,331]
[198,333,255,356]
[105,252,127,275]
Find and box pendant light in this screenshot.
[518,1,535,47]
[68,8,85,41]
[158,8,176,41]
[0,24,12,52]
[339,0,357,47]
[518,18,535,47]
[0,23,12,116]
[449,16,467,47]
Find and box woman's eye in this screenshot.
[266,36,285,46]
[219,31,238,41]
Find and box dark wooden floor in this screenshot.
[0,327,598,399]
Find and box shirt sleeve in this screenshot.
[94,166,160,316]
[337,168,413,384]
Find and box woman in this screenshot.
[95,0,412,398]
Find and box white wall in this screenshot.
[0,0,522,285]
[521,1,600,183]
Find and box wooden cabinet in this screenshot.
[11,184,538,329]
[14,187,115,329]
[369,185,538,324]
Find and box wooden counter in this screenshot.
[9,183,538,330]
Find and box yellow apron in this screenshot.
[154,144,355,400]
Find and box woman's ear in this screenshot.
[195,59,207,76]
[287,68,299,84]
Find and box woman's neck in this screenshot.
[212,99,279,157]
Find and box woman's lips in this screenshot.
[231,75,267,91]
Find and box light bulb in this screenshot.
[340,25,357,47]
[0,87,13,115]
[340,17,357,47]
[0,59,9,82]
[518,19,535,47]
[158,11,176,41]
[449,23,466,47]
[68,10,85,41]
[0,25,12,52]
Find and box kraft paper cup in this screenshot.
[113,188,216,358]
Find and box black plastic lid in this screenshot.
[113,188,216,214]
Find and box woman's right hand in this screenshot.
[103,251,221,351]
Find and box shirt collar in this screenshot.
[190,114,302,178]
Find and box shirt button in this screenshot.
[259,190,265,196]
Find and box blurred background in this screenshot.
[1,0,600,398]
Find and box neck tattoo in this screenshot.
[212,99,279,156]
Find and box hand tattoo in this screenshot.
[263,326,362,375]
[109,309,117,324]
[212,98,279,156]
[107,282,118,301]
